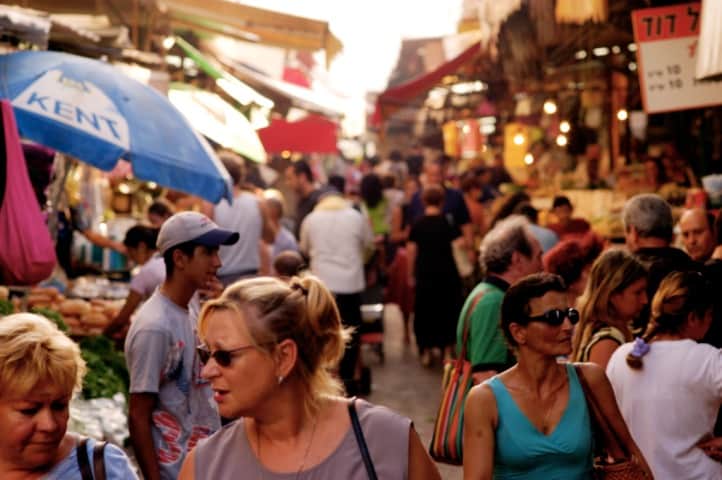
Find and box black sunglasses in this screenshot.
[196,344,258,367]
[526,308,579,326]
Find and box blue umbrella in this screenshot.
[0,50,232,203]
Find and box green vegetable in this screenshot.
[0,299,13,316]
[78,335,129,399]
[30,307,68,333]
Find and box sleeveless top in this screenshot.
[214,191,263,276]
[194,399,411,479]
[488,363,593,480]
[579,326,626,363]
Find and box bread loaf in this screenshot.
[30,287,59,299]
[27,293,54,307]
[81,311,109,327]
[59,299,92,316]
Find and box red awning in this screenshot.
[372,41,481,126]
[258,115,338,154]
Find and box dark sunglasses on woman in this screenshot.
[526,307,579,326]
[196,344,257,367]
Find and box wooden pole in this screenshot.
[132,0,139,48]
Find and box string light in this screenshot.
[560,121,571,133]
[513,132,526,146]
[524,153,534,165]
[543,100,557,115]
[556,134,568,147]
[617,109,629,121]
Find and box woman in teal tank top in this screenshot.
[462,273,652,479]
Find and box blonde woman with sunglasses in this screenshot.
[179,275,440,480]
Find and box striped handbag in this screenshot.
[429,291,484,464]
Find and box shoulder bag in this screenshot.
[348,397,378,480]
[574,365,651,479]
[76,437,108,480]
[428,290,485,465]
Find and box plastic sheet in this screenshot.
[69,393,129,447]
[696,0,722,80]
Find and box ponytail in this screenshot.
[289,275,351,371]
[626,270,711,370]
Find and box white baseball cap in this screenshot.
[156,211,239,255]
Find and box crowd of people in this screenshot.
[2,146,722,479]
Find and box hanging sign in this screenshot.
[631,2,722,113]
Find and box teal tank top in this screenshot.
[487,363,593,480]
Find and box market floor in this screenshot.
[362,304,462,479]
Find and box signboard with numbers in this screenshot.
[632,2,722,114]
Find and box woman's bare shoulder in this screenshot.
[466,382,498,420]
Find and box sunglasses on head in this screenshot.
[196,344,258,367]
[526,307,579,326]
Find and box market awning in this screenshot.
[372,41,481,126]
[160,0,342,65]
[168,83,267,163]
[172,36,273,110]
[258,115,337,155]
[214,55,346,119]
[0,5,50,46]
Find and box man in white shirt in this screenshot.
[299,189,374,394]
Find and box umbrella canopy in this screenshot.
[168,84,267,163]
[0,50,232,203]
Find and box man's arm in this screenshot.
[129,392,161,480]
[103,290,142,338]
[257,198,278,243]
[467,293,507,383]
[298,218,309,256]
[81,229,127,255]
[199,200,214,220]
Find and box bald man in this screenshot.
[679,208,715,262]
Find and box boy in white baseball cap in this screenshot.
[124,211,238,480]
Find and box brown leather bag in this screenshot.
[575,365,651,479]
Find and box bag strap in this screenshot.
[348,397,378,480]
[456,288,486,369]
[93,440,108,480]
[574,364,628,459]
[76,438,94,480]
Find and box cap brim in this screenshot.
[193,228,240,248]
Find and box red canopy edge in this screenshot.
[258,115,338,154]
[372,41,482,127]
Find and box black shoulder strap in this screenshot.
[348,397,378,480]
[76,437,94,480]
[93,440,108,480]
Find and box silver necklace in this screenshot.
[256,415,319,480]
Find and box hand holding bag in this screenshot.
[575,365,651,479]
[428,291,485,465]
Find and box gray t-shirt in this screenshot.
[125,290,220,480]
[193,399,411,479]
